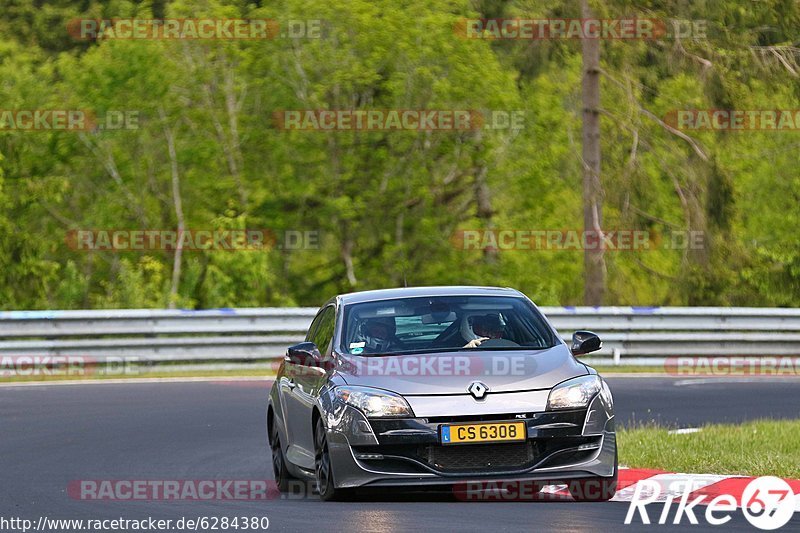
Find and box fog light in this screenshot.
[355,453,384,460]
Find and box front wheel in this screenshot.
[270,417,295,492]
[314,417,351,501]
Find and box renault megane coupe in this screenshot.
[267,286,616,501]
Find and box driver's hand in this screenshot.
[463,337,489,348]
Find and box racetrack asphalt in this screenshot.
[1,377,798,532]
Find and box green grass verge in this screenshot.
[0,367,276,383]
[618,419,800,478]
[592,365,667,374]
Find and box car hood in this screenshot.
[335,344,586,395]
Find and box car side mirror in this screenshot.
[571,330,601,356]
[286,342,323,367]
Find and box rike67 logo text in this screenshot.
[626,476,796,530]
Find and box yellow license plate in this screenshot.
[440,421,526,445]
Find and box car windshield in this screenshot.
[340,295,557,356]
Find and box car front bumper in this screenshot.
[323,392,616,489]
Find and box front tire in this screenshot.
[270,416,294,492]
[314,417,351,501]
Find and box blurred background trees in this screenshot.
[0,0,798,308]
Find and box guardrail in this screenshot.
[1,306,799,365]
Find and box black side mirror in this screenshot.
[286,342,322,367]
[571,330,601,356]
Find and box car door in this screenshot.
[283,305,336,469]
[288,304,337,461]
[280,307,325,469]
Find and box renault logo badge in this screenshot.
[467,381,489,400]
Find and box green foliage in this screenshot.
[0,0,798,308]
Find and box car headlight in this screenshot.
[546,375,602,410]
[334,386,414,417]
[599,378,613,409]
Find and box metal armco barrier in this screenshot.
[1,306,799,363]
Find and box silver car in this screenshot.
[267,286,616,501]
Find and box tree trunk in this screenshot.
[474,163,496,264]
[161,107,184,309]
[581,0,605,305]
[473,138,496,264]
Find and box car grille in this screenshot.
[354,436,601,474]
[424,442,536,471]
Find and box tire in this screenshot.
[567,452,618,502]
[269,416,295,493]
[314,417,351,501]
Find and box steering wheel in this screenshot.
[477,338,520,348]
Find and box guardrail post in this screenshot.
[612,347,621,366]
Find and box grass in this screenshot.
[618,419,800,478]
[592,365,668,374]
[0,366,276,383]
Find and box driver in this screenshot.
[463,313,504,348]
[361,317,396,353]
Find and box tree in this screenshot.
[581,0,605,305]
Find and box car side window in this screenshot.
[305,309,325,342]
[309,306,336,355]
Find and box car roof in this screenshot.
[337,286,525,305]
